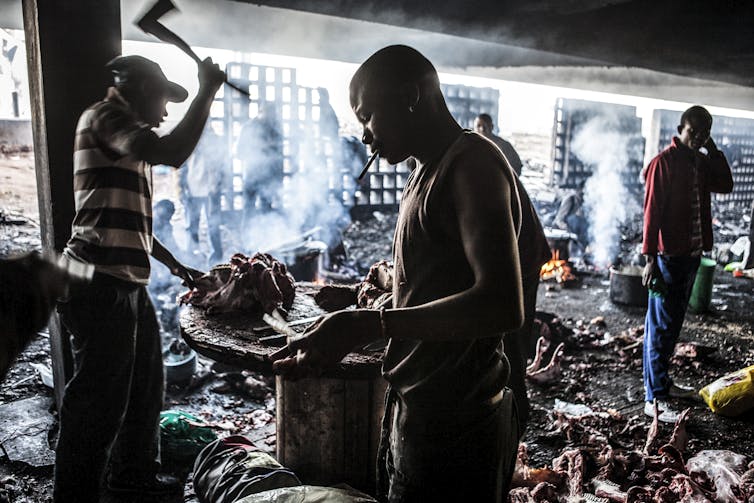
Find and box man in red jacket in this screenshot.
[641,105,733,422]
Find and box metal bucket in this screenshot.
[282,240,327,282]
[163,348,197,384]
[543,227,577,261]
[688,257,716,313]
[609,265,648,307]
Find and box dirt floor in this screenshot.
[2,153,754,501]
[530,272,754,467]
[0,155,277,502]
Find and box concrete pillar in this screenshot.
[22,0,122,408]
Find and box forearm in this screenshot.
[381,284,523,342]
[144,87,216,167]
[704,151,734,193]
[642,223,660,255]
[642,167,664,254]
[151,238,180,272]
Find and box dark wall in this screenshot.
[23,0,122,252]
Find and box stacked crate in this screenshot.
[217,69,504,218]
[550,98,645,191]
[441,83,500,130]
[221,62,346,212]
[350,157,411,217]
[648,110,754,206]
[351,83,501,216]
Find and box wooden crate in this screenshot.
[276,375,388,492]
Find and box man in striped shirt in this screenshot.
[55,55,224,502]
[641,106,733,423]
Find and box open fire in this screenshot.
[540,250,577,284]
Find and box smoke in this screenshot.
[239,127,349,255]
[571,115,641,267]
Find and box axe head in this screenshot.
[134,0,201,64]
[136,0,178,31]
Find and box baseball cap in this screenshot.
[106,55,188,103]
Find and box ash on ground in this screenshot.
[341,211,397,275]
[3,169,754,500]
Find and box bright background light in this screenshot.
[124,39,754,144]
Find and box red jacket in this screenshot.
[642,137,733,256]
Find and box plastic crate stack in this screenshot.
[441,83,500,130]
[351,156,411,216]
[350,83,501,216]
[550,98,645,191]
[648,110,754,206]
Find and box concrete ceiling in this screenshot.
[234,0,754,89]
[4,0,754,110]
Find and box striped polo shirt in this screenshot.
[63,87,159,285]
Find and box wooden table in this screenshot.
[179,284,386,492]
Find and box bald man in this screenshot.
[272,45,523,502]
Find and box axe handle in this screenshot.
[223,76,250,96]
[139,19,249,96]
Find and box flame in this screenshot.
[540,250,577,283]
[312,275,326,286]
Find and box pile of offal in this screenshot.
[509,312,754,502]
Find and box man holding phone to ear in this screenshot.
[641,105,733,423]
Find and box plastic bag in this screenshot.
[193,435,300,503]
[235,485,378,503]
[160,410,218,471]
[699,365,754,416]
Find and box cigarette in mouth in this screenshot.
[358,150,379,181]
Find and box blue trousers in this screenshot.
[643,255,700,402]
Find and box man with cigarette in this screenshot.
[54,55,224,502]
[272,45,523,502]
[641,105,732,423]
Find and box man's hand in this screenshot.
[171,262,204,289]
[271,310,381,380]
[198,57,225,94]
[703,136,718,154]
[642,255,658,288]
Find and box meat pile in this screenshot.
[510,407,754,502]
[356,260,393,309]
[313,260,394,312]
[179,253,295,315]
[526,336,566,385]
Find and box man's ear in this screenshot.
[136,79,150,96]
[400,82,420,111]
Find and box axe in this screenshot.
[135,0,249,96]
